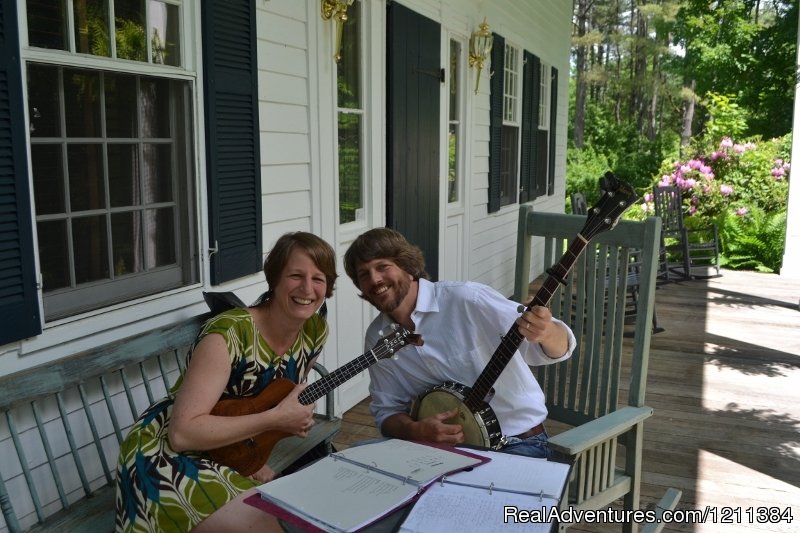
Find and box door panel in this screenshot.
[387,3,441,280]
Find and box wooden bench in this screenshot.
[0,315,341,532]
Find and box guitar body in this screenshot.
[208,378,296,476]
[411,382,503,450]
[205,326,421,476]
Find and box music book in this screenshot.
[399,449,571,533]
[246,439,489,533]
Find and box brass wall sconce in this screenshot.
[321,0,355,63]
[468,18,494,94]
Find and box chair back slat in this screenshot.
[78,383,114,485]
[515,207,661,427]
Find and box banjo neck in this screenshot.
[463,236,588,412]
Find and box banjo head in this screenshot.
[412,382,501,449]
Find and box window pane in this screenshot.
[74,0,110,56]
[448,125,458,203]
[336,2,360,108]
[338,113,362,224]
[150,0,181,66]
[68,144,105,211]
[73,215,110,283]
[27,0,68,50]
[108,144,140,207]
[500,125,518,206]
[37,220,70,290]
[145,208,175,267]
[27,64,61,138]
[112,211,143,275]
[114,0,147,61]
[105,73,138,137]
[449,41,460,121]
[64,69,102,137]
[141,78,171,137]
[32,145,65,214]
[143,144,172,203]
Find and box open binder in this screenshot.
[245,439,489,533]
[399,448,571,533]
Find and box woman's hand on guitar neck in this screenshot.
[272,383,316,437]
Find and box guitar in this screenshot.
[410,172,638,449]
[208,325,422,475]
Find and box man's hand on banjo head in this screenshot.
[417,407,464,445]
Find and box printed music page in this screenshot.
[254,439,487,532]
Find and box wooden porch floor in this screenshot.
[332,269,800,532]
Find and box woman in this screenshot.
[114,232,338,532]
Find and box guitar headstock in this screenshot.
[373,324,422,361]
[581,171,638,240]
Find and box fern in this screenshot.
[719,208,786,273]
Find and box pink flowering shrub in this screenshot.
[643,133,790,223]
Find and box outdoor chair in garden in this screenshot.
[652,185,721,280]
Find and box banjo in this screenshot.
[410,173,638,449]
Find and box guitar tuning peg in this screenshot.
[389,323,398,331]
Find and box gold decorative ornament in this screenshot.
[468,18,494,94]
[321,0,355,63]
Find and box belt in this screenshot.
[513,423,546,439]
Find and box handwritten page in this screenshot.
[398,483,553,533]
[399,449,570,533]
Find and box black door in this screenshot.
[387,3,441,280]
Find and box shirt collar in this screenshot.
[414,278,438,314]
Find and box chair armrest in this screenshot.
[641,488,683,533]
[311,361,335,420]
[548,406,653,456]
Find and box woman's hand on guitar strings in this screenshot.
[273,383,316,437]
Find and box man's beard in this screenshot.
[368,277,410,314]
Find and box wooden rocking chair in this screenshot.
[514,204,680,532]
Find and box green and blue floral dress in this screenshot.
[114,308,328,532]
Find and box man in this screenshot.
[344,228,575,458]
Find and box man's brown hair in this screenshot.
[343,228,429,285]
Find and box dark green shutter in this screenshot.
[202,0,262,284]
[0,0,42,344]
[548,67,558,195]
[487,33,504,213]
[519,50,540,203]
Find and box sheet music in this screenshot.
[335,439,481,485]
[399,449,570,533]
[254,439,486,532]
[399,483,554,533]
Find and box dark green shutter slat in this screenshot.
[519,50,537,204]
[548,67,558,195]
[0,0,42,344]
[528,53,545,199]
[487,33,504,214]
[202,0,262,284]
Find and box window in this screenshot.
[499,43,521,207]
[25,0,198,320]
[447,39,464,204]
[337,1,364,224]
[536,62,551,187]
[490,39,557,211]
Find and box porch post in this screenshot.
[783,5,800,278]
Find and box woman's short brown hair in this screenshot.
[264,232,338,298]
[343,228,428,285]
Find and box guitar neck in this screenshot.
[463,234,589,412]
[297,344,392,405]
